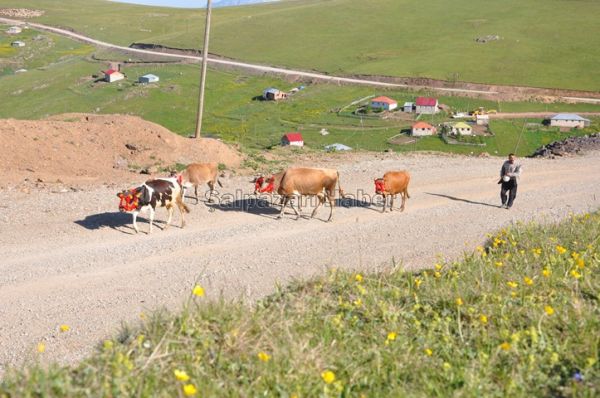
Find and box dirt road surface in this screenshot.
[1,152,600,374]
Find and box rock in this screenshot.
[125,143,137,151]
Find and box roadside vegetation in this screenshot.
[3,0,600,90]
[1,212,598,397]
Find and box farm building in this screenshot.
[411,121,437,136]
[370,96,398,111]
[447,122,473,135]
[325,143,352,152]
[403,102,414,113]
[550,114,591,129]
[415,97,439,114]
[281,132,304,147]
[476,114,489,126]
[263,88,288,101]
[139,74,159,84]
[104,69,125,83]
[10,41,25,48]
[6,26,22,34]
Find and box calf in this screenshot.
[178,162,222,204]
[277,167,345,222]
[375,170,410,213]
[117,177,189,233]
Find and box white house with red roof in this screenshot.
[104,69,125,83]
[370,96,398,111]
[281,132,304,147]
[415,97,439,114]
[411,121,437,136]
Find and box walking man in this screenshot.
[499,153,522,209]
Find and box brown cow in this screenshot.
[277,167,345,222]
[178,162,222,204]
[375,170,410,213]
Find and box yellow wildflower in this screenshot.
[103,340,114,350]
[510,291,517,297]
[434,271,441,278]
[183,384,197,396]
[570,270,582,279]
[59,325,70,333]
[479,314,488,325]
[321,370,336,384]
[414,278,422,288]
[434,263,443,271]
[556,245,567,255]
[356,285,367,295]
[542,268,551,277]
[443,362,452,370]
[577,258,585,269]
[507,281,518,289]
[500,342,511,351]
[550,352,560,364]
[37,342,46,353]
[174,369,190,382]
[192,285,205,297]
[257,351,271,362]
[355,274,363,283]
[532,248,542,256]
[387,332,397,341]
[353,298,362,307]
[455,297,464,306]
[571,252,580,260]
[524,277,534,286]
[544,305,555,316]
[495,261,504,268]
[424,348,433,356]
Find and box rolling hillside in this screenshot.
[1,0,599,90]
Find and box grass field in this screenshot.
[1,212,598,397]
[0,0,599,90]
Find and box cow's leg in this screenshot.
[298,195,303,212]
[164,204,174,230]
[390,194,395,211]
[289,195,301,220]
[194,185,200,204]
[207,181,215,203]
[148,207,155,233]
[277,196,289,219]
[400,190,407,212]
[311,195,324,218]
[327,192,335,222]
[132,211,140,233]
[181,186,187,204]
[381,194,387,213]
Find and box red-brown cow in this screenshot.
[178,162,222,204]
[117,177,189,233]
[277,167,345,222]
[375,170,410,213]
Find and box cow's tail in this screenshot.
[177,191,191,213]
[337,171,346,198]
[405,172,411,198]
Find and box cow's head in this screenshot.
[252,175,265,194]
[117,188,141,212]
[374,178,385,194]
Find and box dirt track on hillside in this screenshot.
[1,151,600,374]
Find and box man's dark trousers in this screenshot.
[501,180,517,208]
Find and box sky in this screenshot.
[110,0,278,8]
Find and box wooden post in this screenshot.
[194,0,212,138]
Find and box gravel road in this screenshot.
[1,152,599,374]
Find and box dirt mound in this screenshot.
[0,8,44,18]
[0,113,242,188]
[530,133,600,158]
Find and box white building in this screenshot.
[411,122,437,136]
[415,97,439,114]
[370,96,398,111]
[139,74,159,84]
[447,122,473,136]
[6,26,22,34]
[11,41,25,48]
[550,114,591,129]
[104,69,125,83]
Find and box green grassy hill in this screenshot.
[1,0,600,90]
[2,212,598,396]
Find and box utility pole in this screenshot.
[194,0,212,138]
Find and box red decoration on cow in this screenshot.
[117,189,140,212]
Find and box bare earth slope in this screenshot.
[1,149,599,374]
[0,113,241,187]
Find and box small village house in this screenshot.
[104,69,125,83]
[476,114,489,126]
[263,88,288,101]
[403,102,414,113]
[550,114,591,129]
[139,74,159,84]
[6,26,22,34]
[415,97,439,114]
[447,122,473,135]
[370,96,398,111]
[281,132,304,147]
[325,143,352,152]
[411,121,437,136]
[11,41,25,48]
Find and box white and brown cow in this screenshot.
[178,162,222,204]
[276,167,345,222]
[117,177,189,233]
[375,170,410,213]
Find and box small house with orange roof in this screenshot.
[370,96,398,111]
[411,121,437,136]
